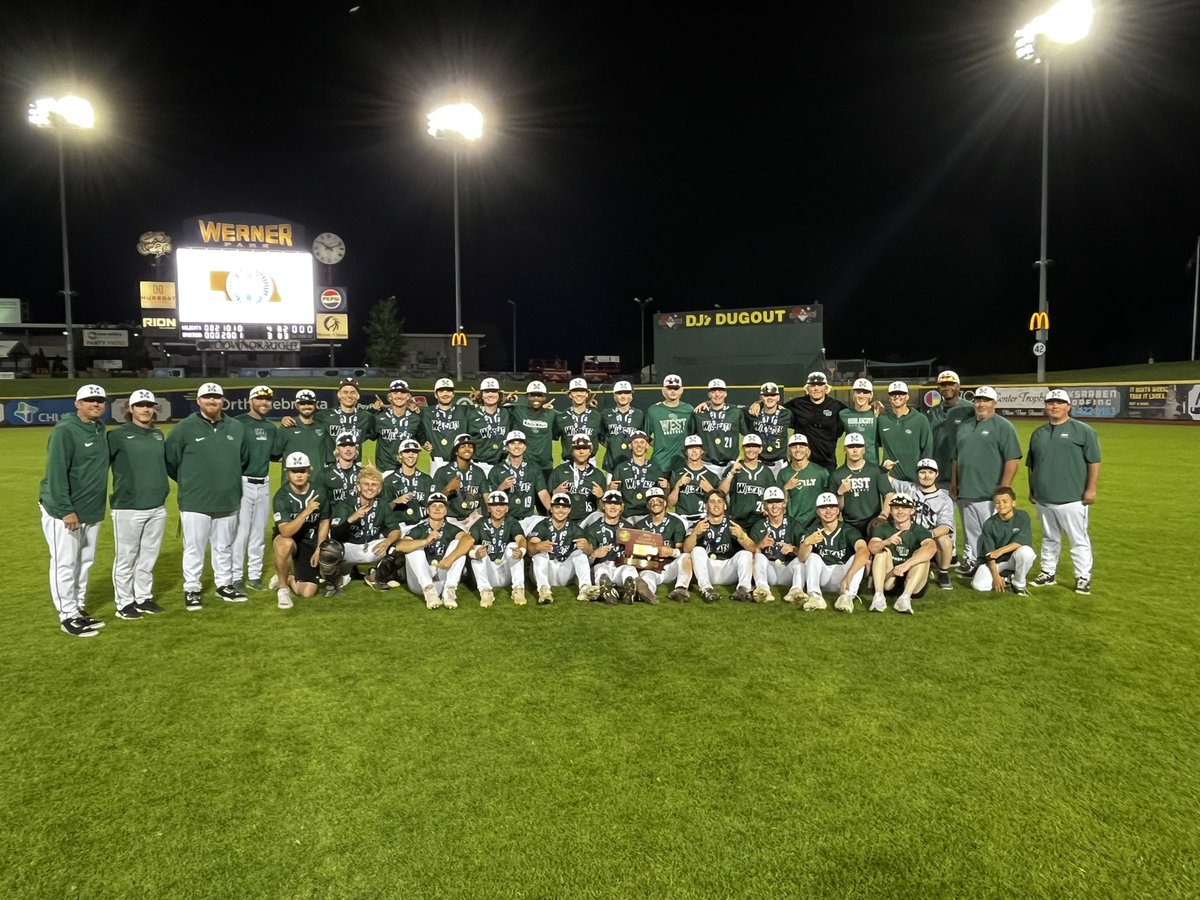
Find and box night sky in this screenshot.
[2,0,1199,376]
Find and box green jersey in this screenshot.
[529,518,588,561]
[372,406,426,470]
[108,421,169,510]
[873,521,934,563]
[381,468,436,528]
[469,406,513,465]
[1026,417,1102,505]
[599,406,645,469]
[583,518,630,564]
[510,405,563,472]
[329,495,398,544]
[611,458,667,516]
[746,406,793,463]
[953,414,1022,502]
[692,517,739,560]
[548,461,608,522]
[687,405,745,465]
[808,523,866,568]
[38,413,109,523]
[434,461,490,518]
[839,408,880,464]
[927,399,973,486]
[324,462,362,508]
[165,412,247,515]
[749,515,803,563]
[405,519,467,561]
[315,406,376,464]
[978,509,1033,557]
[488,459,548,519]
[646,401,694,474]
[423,403,474,459]
[827,461,891,527]
[724,461,776,527]
[878,409,933,482]
[778,461,830,532]
[633,513,688,550]
[669,463,720,518]
[272,483,326,544]
[469,515,526,561]
[557,407,604,463]
[236,413,277,478]
[273,420,332,473]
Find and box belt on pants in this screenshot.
[244,477,267,485]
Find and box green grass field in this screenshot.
[2,419,1197,898]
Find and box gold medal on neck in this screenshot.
[440,438,448,446]
[620,442,628,451]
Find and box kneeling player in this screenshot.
[795,492,869,612]
[971,487,1036,596]
[527,494,593,604]
[681,491,755,603]
[866,494,936,614]
[468,490,529,607]
[583,490,640,604]
[749,486,802,603]
[395,492,475,609]
[628,486,691,603]
[325,465,402,594]
[890,457,956,589]
[271,452,330,609]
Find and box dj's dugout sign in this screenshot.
[138,213,348,343]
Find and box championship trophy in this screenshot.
[617,527,668,572]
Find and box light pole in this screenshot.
[1014,0,1093,383]
[634,296,653,383]
[28,95,95,380]
[507,299,518,376]
[427,102,484,384]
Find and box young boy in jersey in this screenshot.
[867,494,935,614]
[395,492,474,609]
[746,382,793,472]
[468,377,512,472]
[627,486,691,603]
[468,490,529,607]
[489,430,553,532]
[371,379,427,474]
[271,452,330,610]
[315,377,377,464]
[749,486,803,603]
[327,465,402,594]
[598,380,645,470]
[423,378,473,468]
[889,457,956,589]
[646,373,694,477]
[510,380,563,481]
[879,381,933,484]
[558,377,603,465]
[324,431,362,508]
[970,486,1036,596]
[795,492,869,612]
[681,491,755,603]
[527,494,593,604]
[830,432,894,537]
[686,378,746,465]
[778,433,829,533]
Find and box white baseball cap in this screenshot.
[762,486,785,502]
[844,432,866,447]
[852,378,873,391]
[684,434,703,447]
[663,374,683,388]
[479,377,500,391]
[788,433,809,446]
[816,492,840,507]
[295,389,317,402]
[707,378,727,390]
[937,370,960,384]
[888,381,909,394]
[613,380,633,393]
[974,386,998,401]
[505,429,527,443]
[427,492,449,505]
[399,439,422,452]
[284,451,311,469]
[550,494,573,507]
[601,490,624,504]
[129,389,156,405]
[487,490,509,505]
[645,486,666,499]
[917,457,939,472]
[568,377,588,391]
[249,384,273,399]
[527,380,548,394]
[435,377,455,390]
[198,382,223,397]
[390,379,410,392]
[806,372,828,385]
[742,433,763,446]
[1045,389,1071,403]
[759,381,780,395]
[75,384,107,401]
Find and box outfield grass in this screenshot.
[2,420,1196,898]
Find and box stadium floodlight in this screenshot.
[427,102,485,383]
[28,94,97,380]
[1013,1,1093,383]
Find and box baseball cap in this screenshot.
[937,370,960,384]
[479,377,500,391]
[550,494,573,508]
[1045,389,1072,403]
[571,434,593,448]
[760,382,780,396]
[487,490,509,505]
[453,433,475,447]
[129,389,156,405]
[427,492,449,505]
[601,490,624,504]
[852,378,873,392]
[527,380,548,394]
[707,378,727,390]
[629,430,649,441]
[974,386,998,401]
[613,380,633,393]
[435,377,455,390]
[295,389,317,403]
[338,377,359,389]
[763,486,785,502]
[684,435,704,447]
[742,433,763,446]
[335,431,356,446]
[198,382,223,397]
[645,486,666,499]
[663,374,683,388]
[249,384,273,399]
[890,494,916,508]
[284,451,311,469]
[888,381,909,394]
[399,438,421,452]
[917,457,939,472]
[389,379,410,392]
[844,432,866,447]
[505,429,527,443]
[74,384,107,401]
[568,377,588,391]
[806,372,828,385]
[816,491,840,508]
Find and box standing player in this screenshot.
[646,373,694,477]
[795,492,870,612]
[839,378,882,464]
[434,433,489,525]
[381,438,436,530]
[598,380,645,470]
[927,370,972,490]
[233,385,277,593]
[719,433,775,530]
[951,385,1022,575]
[748,486,802,603]
[423,377,472,468]
[108,388,169,619]
[1026,389,1102,595]
[489,430,553,529]
[784,372,847,471]
[681,491,755,603]
[314,377,376,464]
[324,431,362,508]
[610,430,669,518]
[829,432,894,537]
[39,384,111,636]
[469,377,513,472]
[666,434,721,526]
[687,378,745,466]
[549,434,609,523]
[396,492,475,609]
[878,381,933,483]
[270,451,330,609]
[747,382,793,471]
[557,377,603,464]
[372,379,426,474]
[164,383,248,611]
[509,380,563,481]
[527,494,593,604]
[778,434,829,533]
[468,491,529,607]
[867,494,936,614]
[273,390,332,477]
[970,487,1036,595]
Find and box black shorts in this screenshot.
[292,540,320,583]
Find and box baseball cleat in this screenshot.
[782,588,805,604]
[668,587,690,603]
[479,589,495,608]
[833,593,855,613]
[423,584,442,609]
[732,587,753,603]
[245,579,266,592]
[869,594,887,613]
[276,588,293,610]
[803,592,827,611]
[364,568,390,591]
[1031,572,1056,587]
[184,591,203,611]
[115,605,143,620]
[620,577,637,605]
[216,585,247,603]
[60,617,99,637]
[511,587,527,606]
[537,585,554,605]
[894,596,913,614]
[936,569,953,590]
[135,599,165,615]
[701,588,720,604]
[636,579,659,605]
[752,586,773,603]
[442,586,459,609]
[1074,577,1091,595]
[268,575,279,590]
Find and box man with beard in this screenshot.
[511,380,564,482]
[927,370,972,490]
[784,371,847,471]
